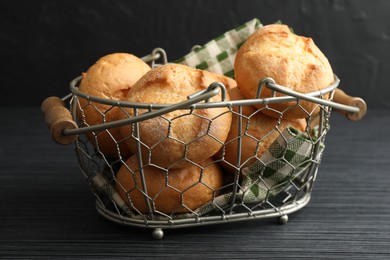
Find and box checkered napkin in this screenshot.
[192,127,324,216]
[174,18,263,78]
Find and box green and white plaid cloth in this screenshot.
[175,18,263,78]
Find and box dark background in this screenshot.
[1,0,389,108]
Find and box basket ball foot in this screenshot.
[278,215,289,224]
[152,228,164,240]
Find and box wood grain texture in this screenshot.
[1,107,389,259]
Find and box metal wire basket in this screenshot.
[42,48,366,239]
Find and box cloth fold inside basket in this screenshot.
[175,18,262,78]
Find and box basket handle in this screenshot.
[333,89,367,121]
[41,96,78,145]
[44,82,223,138]
[262,78,367,121]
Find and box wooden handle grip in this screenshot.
[41,96,78,144]
[333,89,367,121]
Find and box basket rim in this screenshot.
[64,75,345,136]
[69,74,340,110]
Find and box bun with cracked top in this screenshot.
[234,24,334,119]
[120,63,235,169]
[77,53,151,158]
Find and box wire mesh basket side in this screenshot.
[68,81,334,228]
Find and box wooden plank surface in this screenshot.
[1,106,389,259]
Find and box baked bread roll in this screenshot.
[234,24,334,119]
[78,53,150,158]
[115,156,224,214]
[216,112,306,174]
[120,63,234,169]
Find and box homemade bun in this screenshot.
[115,156,224,214]
[234,24,334,119]
[120,63,234,169]
[217,112,306,174]
[78,53,150,157]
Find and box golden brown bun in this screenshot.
[115,156,224,214]
[78,53,150,158]
[234,24,334,119]
[120,63,234,169]
[216,112,307,174]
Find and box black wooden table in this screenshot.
[1,106,389,259]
